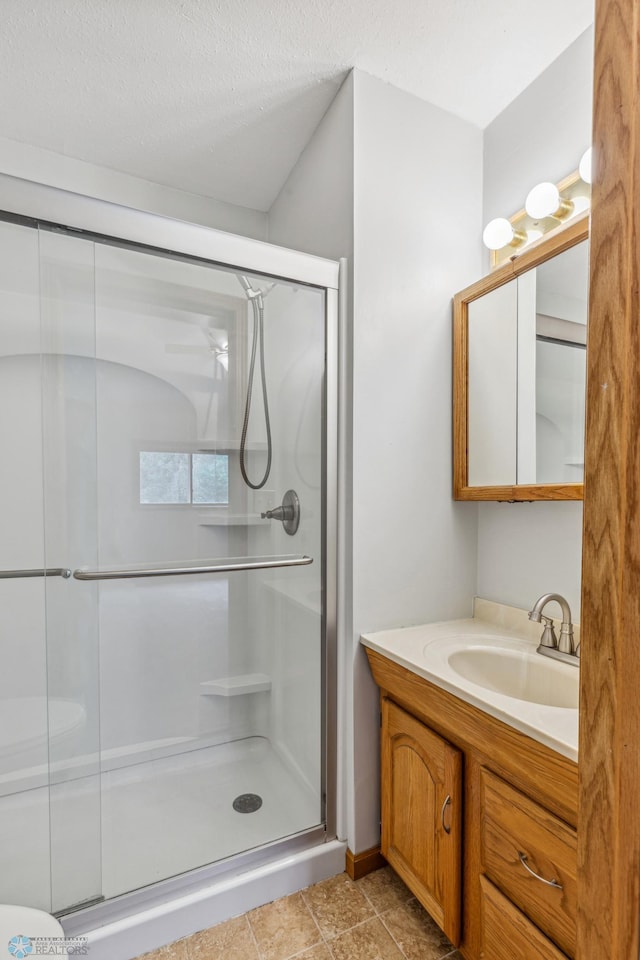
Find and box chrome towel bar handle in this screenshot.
[0,568,71,580]
[73,554,313,581]
[0,557,314,583]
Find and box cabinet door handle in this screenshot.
[518,852,563,890]
[440,794,452,834]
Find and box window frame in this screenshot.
[138,449,230,507]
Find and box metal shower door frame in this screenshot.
[0,172,340,912]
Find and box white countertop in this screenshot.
[361,601,579,762]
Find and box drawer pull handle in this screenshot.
[441,794,452,834]
[518,852,563,890]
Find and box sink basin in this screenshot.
[363,620,580,759]
[447,646,578,709]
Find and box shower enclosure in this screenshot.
[0,178,338,923]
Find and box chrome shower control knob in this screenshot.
[260,489,300,535]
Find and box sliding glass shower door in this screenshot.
[0,216,328,914]
[40,228,102,913]
[0,221,53,911]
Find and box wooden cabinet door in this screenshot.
[381,697,462,945]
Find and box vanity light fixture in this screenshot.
[526,226,544,244]
[525,182,573,221]
[579,147,593,185]
[570,194,591,215]
[482,218,527,251]
[483,150,592,268]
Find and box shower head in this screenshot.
[238,274,262,301]
[237,274,275,304]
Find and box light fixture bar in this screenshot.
[484,154,592,268]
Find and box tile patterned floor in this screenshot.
[139,866,463,960]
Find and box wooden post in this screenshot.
[577,0,640,956]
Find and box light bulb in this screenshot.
[579,147,592,185]
[482,218,526,251]
[571,194,591,215]
[525,182,573,221]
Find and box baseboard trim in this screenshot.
[345,846,386,881]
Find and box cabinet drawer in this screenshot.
[481,876,568,960]
[480,768,576,957]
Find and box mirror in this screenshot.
[454,216,588,501]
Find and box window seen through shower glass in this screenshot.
[192,452,229,503]
[139,451,229,504]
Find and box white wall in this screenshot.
[268,74,354,261]
[0,135,267,240]
[477,501,583,615]
[269,70,483,853]
[351,72,482,851]
[483,28,594,227]
[478,27,594,619]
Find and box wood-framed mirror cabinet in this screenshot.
[453,213,589,501]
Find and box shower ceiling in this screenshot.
[0,0,593,211]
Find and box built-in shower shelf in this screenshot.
[200,674,272,697]
[198,514,268,526]
[195,440,268,452]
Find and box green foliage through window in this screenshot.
[140,452,229,505]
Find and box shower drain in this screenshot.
[233,793,263,814]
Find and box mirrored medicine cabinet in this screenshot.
[453,214,589,501]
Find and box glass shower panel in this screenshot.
[92,242,326,898]
[0,221,51,910]
[0,212,329,916]
[38,228,103,913]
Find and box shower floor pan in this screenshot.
[101,736,320,899]
[0,736,320,912]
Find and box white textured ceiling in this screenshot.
[0,0,594,212]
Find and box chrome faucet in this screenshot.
[528,593,579,667]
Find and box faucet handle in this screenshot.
[538,615,558,649]
[259,489,300,535]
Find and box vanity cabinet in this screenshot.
[381,698,462,944]
[368,647,578,960]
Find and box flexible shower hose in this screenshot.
[239,295,272,489]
